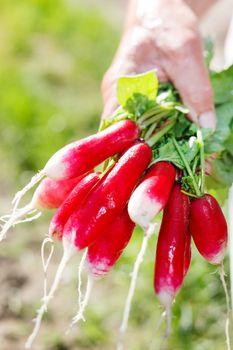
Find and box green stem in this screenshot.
[144,123,157,140]
[172,137,202,197]
[140,111,171,127]
[181,190,199,198]
[147,118,176,147]
[197,129,205,194]
[98,118,105,132]
[138,106,162,122]
[138,103,174,123]
[192,156,199,174]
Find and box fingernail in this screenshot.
[199,111,216,130]
[188,108,199,123]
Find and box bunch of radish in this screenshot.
[0,71,231,350]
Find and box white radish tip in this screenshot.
[128,189,162,228]
[157,290,174,309]
[208,248,226,265]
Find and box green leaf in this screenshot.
[203,36,214,68]
[125,93,156,117]
[117,71,158,107]
[154,137,199,169]
[211,151,233,186]
[211,65,233,104]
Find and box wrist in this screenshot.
[125,0,196,32]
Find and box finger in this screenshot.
[163,32,216,129]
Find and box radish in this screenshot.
[12,120,139,211]
[128,161,176,229]
[154,183,190,335]
[0,176,84,241]
[68,208,135,331]
[26,141,151,348]
[63,142,152,250]
[189,194,227,265]
[184,231,191,277]
[189,194,231,350]
[87,207,135,277]
[49,172,101,240]
[118,162,176,348]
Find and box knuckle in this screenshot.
[169,30,200,59]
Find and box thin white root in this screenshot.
[0,203,35,241]
[66,273,94,334]
[155,311,166,333]
[78,249,88,319]
[41,237,55,303]
[13,211,42,225]
[25,235,75,349]
[164,306,172,339]
[117,223,156,350]
[12,170,45,213]
[219,262,231,350]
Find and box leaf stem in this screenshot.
[197,129,205,194]
[172,137,202,197]
[147,118,176,147]
[138,103,174,123]
[192,156,199,174]
[140,111,172,127]
[181,190,199,198]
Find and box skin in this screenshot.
[101,0,217,129]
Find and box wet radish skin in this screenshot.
[189,194,227,265]
[64,142,152,250]
[128,161,176,228]
[44,120,139,179]
[184,231,191,276]
[87,208,135,277]
[49,173,101,240]
[35,176,85,209]
[154,184,190,306]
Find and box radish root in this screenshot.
[0,203,40,241]
[164,305,172,338]
[67,273,94,333]
[219,262,231,350]
[25,233,76,349]
[117,223,156,350]
[78,248,88,320]
[41,237,55,303]
[12,170,45,213]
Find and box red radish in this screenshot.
[189,194,228,265]
[87,208,135,277]
[184,231,191,277]
[68,208,135,330]
[154,184,190,317]
[0,176,84,241]
[36,176,86,209]
[128,162,176,229]
[12,120,139,210]
[49,172,101,240]
[189,195,230,350]
[117,161,176,347]
[64,142,152,250]
[26,142,150,349]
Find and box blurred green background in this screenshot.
[0,1,231,349]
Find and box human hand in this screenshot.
[101,0,216,130]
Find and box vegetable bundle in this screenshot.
[1,66,233,349]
